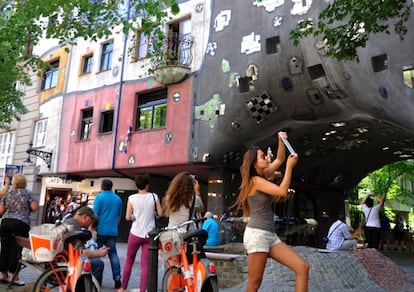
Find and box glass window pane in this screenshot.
[33,119,48,147]
[153,103,167,128]
[0,132,15,168]
[139,107,153,130]
[138,32,148,59]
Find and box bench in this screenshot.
[204,251,248,288]
[203,245,226,253]
[205,251,244,261]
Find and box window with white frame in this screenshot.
[0,131,16,168]
[33,119,48,147]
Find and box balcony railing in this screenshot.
[166,32,193,66]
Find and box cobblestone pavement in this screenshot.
[2,244,414,292]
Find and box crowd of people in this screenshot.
[324,193,412,253]
[1,131,410,292]
[0,131,310,291]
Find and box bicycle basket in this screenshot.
[29,224,66,262]
[158,230,182,261]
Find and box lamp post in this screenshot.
[24,142,53,169]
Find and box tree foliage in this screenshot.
[1,0,413,129]
[0,0,179,130]
[358,160,414,203]
[290,0,413,61]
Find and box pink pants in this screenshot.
[121,233,150,291]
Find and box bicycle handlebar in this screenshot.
[161,218,205,231]
[154,217,206,240]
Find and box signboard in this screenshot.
[4,164,23,178]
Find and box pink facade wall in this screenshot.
[58,77,193,173]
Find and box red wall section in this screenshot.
[59,86,118,172]
[58,77,194,174]
[115,78,193,169]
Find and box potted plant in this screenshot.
[147,28,192,85]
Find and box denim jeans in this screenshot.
[96,235,121,281]
[90,257,104,285]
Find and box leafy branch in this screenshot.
[290,0,413,61]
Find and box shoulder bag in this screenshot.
[323,222,343,243]
[151,193,169,229]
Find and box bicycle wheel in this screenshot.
[75,274,100,292]
[162,266,184,292]
[33,265,68,292]
[201,276,218,292]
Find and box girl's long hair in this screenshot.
[233,147,259,217]
[164,171,195,216]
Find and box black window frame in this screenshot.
[99,110,114,133]
[136,89,168,131]
[80,108,93,141]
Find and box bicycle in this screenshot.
[156,219,219,292]
[32,224,100,292]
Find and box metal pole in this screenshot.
[148,228,159,292]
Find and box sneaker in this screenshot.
[115,279,122,289]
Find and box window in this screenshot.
[80,109,93,140]
[99,110,114,133]
[402,65,414,89]
[371,54,388,73]
[100,42,113,71]
[168,18,192,66]
[266,36,281,54]
[14,80,25,92]
[41,60,59,90]
[135,28,156,60]
[0,131,15,168]
[136,89,167,131]
[33,119,48,147]
[81,54,93,74]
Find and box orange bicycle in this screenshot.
[157,219,218,292]
[32,225,100,292]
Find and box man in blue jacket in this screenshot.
[93,179,123,290]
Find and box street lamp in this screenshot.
[24,142,53,169]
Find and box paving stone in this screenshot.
[4,244,414,292]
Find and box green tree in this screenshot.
[1,0,413,128]
[290,0,413,61]
[358,160,414,203]
[0,0,179,129]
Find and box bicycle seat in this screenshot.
[183,229,208,243]
[64,229,92,245]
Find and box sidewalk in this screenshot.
[4,243,414,291]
